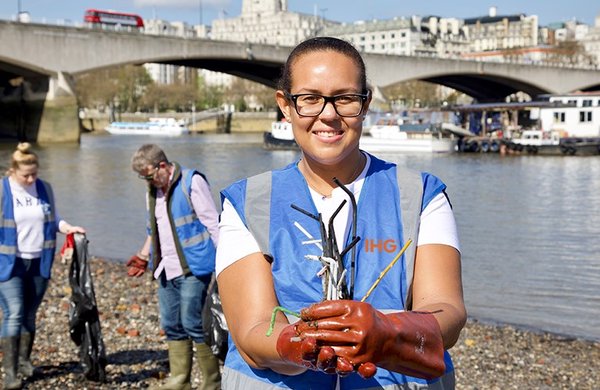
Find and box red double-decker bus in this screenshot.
[84,9,144,28]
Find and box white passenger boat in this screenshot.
[105,117,189,136]
[360,119,457,153]
[263,120,298,150]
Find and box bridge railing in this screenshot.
[1,16,597,71]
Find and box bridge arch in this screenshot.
[1,20,600,142]
[380,71,549,102]
[0,56,54,84]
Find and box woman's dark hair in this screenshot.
[278,36,368,94]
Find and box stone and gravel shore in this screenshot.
[1,257,598,389]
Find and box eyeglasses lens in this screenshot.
[294,94,363,117]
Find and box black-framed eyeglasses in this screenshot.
[285,91,369,117]
[138,165,160,181]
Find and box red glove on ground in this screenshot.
[298,300,445,380]
[126,254,148,277]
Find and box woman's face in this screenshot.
[11,164,38,187]
[277,50,370,167]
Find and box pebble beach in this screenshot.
[1,257,598,389]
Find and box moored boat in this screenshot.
[506,129,600,155]
[105,117,189,136]
[449,92,600,155]
[263,121,298,150]
[360,119,456,153]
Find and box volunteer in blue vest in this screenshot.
[216,37,467,389]
[127,144,221,390]
[0,142,86,390]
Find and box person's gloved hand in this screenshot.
[126,254,148,277]
[275,323,319,370]
[298,300,445,380]
[276,320,376,377]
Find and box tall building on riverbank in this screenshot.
[211,0,336,46]
[582,13,600,65]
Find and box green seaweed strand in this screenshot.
[266,306,301,336]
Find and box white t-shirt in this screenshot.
[216,155,460,276]
[10,179,46,259]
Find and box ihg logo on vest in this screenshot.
[364,238,398,253]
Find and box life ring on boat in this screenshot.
[480,140,490,153]
[490,140,500,153]
[560,144,569,154]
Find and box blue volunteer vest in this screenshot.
[220,154,456,389]
[148,163,216,277]
[0,177,58,282]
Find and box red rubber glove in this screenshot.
[126,254,148,277]
[276,323,320,370]
[60,233,75,262]
[298,300,445,380]
[276,321,376,377]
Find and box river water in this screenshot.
[2,133,598,341]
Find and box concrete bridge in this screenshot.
[1,20,600,142]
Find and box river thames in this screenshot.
[2,132,598,342]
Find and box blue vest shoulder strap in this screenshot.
[244,171,273,255]
[395,166,423,308]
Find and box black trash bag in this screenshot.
[67,233,107,382]
[202,274,229,361]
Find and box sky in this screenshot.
[0,0,598,27]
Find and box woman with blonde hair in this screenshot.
[0,143,85,389]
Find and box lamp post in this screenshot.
[199,0,203,25]
[191,102,196,131]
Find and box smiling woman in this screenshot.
[215,36,466,389]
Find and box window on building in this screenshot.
[553,112,565,123]
[579,111,592,122]
[582,99,593,107]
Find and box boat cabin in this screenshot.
[539,92,600,138]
